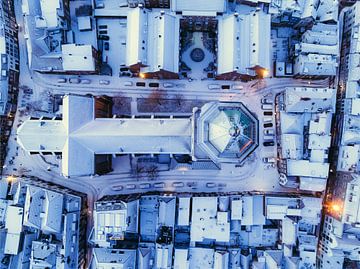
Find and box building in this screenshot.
[0,0,20,175]
[293,23,338,78]
[89,193,323,269]
[217,9,271,80]
[0,176,88,268]
[16,95,259,177]
[126,8,180,79]
[275,87,336,191]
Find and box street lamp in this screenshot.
[139,73,145,79]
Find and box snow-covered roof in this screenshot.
[177,197,190,226]
[286,159,329,178]
[174,249,189,269]
[280,134,303,160]
[337,145,360,172]
[4,206,23,255]
[23,185,64,233]
[294,54,338,76]
[283,87,336,113]
[39,0,60,28]
[93,248,136,269]
[190,197,230,243]
[241,195,266,226]
[126,9,180,74]
[61,44,96,72]
[217,10,271,76]
[214,250,229,269]
[299,177,327,192]
[0,34,9,115]
[17,95,192,177]
[282,217,297,245]
[171,0,226,14]
[156,244,173,269]
[189,248,214,269]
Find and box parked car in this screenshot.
[221,85,230,90]
[263,141,275,147]
[111,185,123,191]
[163,83,174,88]
[57,78,67,83]
[263,116,272,123]
[80,79,91,84]
[69,78,80,84]
[232,84,244,90]
[98,35,110,40]
[263,111,273,116]
[104,42,109,51]
[125,184,136,190]
[139,183,151,189]
[264,129,274,135]
[263,157,276,163]
[261,104,273,110]
[124,81,133,86]
[206,183,217,188]
[208,84,221,90]
[263,123,273,128]
[263,135,275,140]
[149,82,160,88]
[261,98,273,104]
[99,80,110,85]
[136,82,146,87]
[172,182,184,188]
[154,182,165,188]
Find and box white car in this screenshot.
[208,84,221,90]
[163,83,174,88]
[99,80,110,85]
[264,129,275,135]
[261,98,273,104]
[80,79,91,84]
[261,104,273,110]
[126,184,136,190]
[263,157,276,163]
[57,78,67,83]
[206,182,217,188]
[232,84,244,90]
[172,182,184,188]
[69,78,80,84]
[263,116,273,123]
[139,183,151,189]
[124,81,133,87]
[154,182,165,188]
[111,185,123,191]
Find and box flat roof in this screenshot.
[287,159,329,178]
[61,44,96,71]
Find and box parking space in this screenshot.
[97,18,127,74]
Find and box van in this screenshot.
[208,84,221,90]
[261,104,273,110]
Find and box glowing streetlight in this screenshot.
[331,203,341,212]
[139,73,145,79]
[261,69,269,78]
[6,175,16,182]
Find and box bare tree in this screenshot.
[146,165,159,181]
[174,94,184,107]
[146,89,165,109]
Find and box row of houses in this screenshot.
[0,0,19,174]
[275,87,336,192]
[317,2,360,268]
[89,193,323,268]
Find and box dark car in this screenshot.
[264,123,273,128]
[149,82,160,88]
[98,35,110,40]
[263,141,275,147]
[263,111,273,116]
[104,42,109,51]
